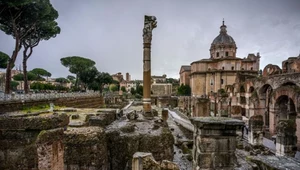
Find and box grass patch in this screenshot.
[21,104,66,113]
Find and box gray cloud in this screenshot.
[1,0,300,79]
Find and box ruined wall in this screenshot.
[64,127,108,170]
[0,114,69,170]
[105,121,174,170]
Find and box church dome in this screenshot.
[212,21,236,45]
[210,20,237,59]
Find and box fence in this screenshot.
[0,92,101,103]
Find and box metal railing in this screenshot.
[0,92,101,103]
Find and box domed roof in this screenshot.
[212,21,236,45]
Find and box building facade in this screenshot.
[188,21,260,97]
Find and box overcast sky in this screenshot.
[1,0,300,80]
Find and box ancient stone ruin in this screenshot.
[191,117,244,169]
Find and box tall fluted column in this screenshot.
[143,15,157,114]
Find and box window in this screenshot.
[251,67,253,70]
[222,67,224,70]
[221,79,224,84]
[216,52,219,57]
[226,51,229,56]
[231,66,234,70]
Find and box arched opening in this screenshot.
[226,51,228,56]
[259,84,272,96]
[240,86,246,93]
[275,95,296,121]
[282,82,296,86]
[259,84,273,128]
[216,52,219,57]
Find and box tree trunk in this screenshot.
[23,56,28,94]
[75,75,78,88]
[5,31,21,94]
[5,63,12,94]
[22,46,32,94]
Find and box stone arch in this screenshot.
[274,95,296,121]
[272,86,299,113]
[259,84,273,96]
[281,81,297,87]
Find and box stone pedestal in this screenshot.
[248,115,264,146]
[275,120,297,157]
[191,117,244,170]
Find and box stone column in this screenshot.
[275,120,297,157]
[142,15,157,114]
[191,117,244,170]
[248,115,264,146]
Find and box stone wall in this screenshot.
[105,117,174,170]
[0,96,104,113]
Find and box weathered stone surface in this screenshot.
[106,118,174,170]
[0,128,64,170]
[36,128,64,170]
[88,111,117,127]
[248,115,264,146]
[191,117,244,170]
[0,113,69,130]
[64,127,108,170]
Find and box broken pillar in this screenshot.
[248,115,264,146]
[131,152,179,170]
[275,119,297,157]
[191,117,244,170]
[162,109,168,122]
[142,15,157,116]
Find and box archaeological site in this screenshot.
[1,1,300,170]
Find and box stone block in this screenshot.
[191,117,243,169]
[0,113,69,130]
[64,127,108,170]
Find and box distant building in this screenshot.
[126,72,131,81]
[151,74,172,96]
[188,21,260,96]
[179,65,191,86]
[151,74,167,84]
[112,72,124,82]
